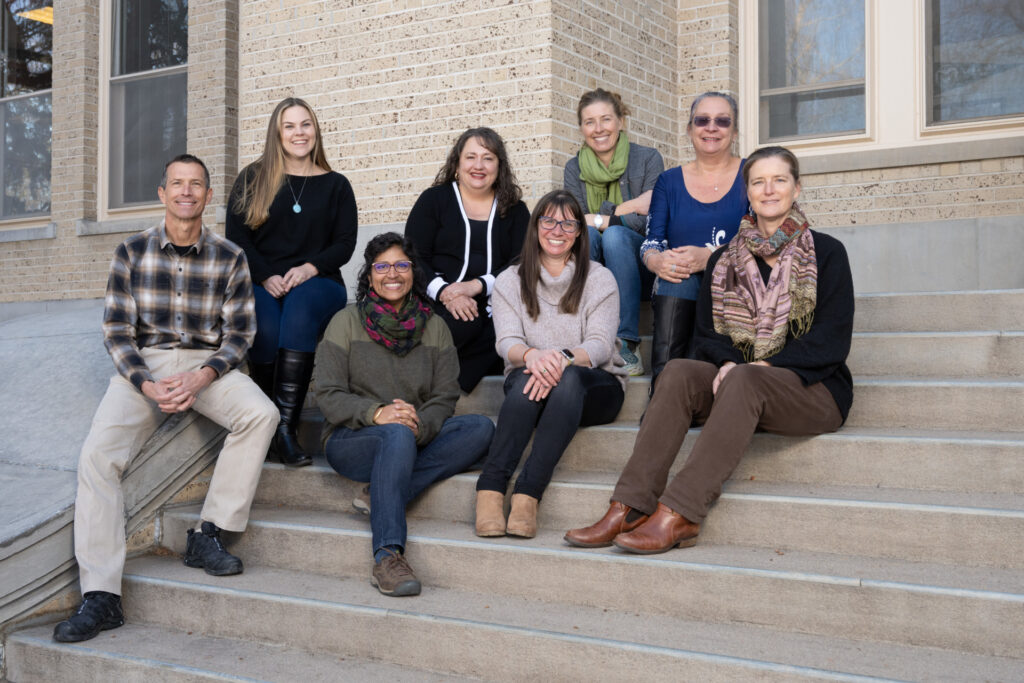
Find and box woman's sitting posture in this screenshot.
[226,97,357,467]
[563,88,664,375]
[405,127,530,393]
[475,190,627,539]
[314,233,494,595]
[566,146,854,554]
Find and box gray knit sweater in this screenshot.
[492,259,628,391]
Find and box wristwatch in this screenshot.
[593,214,604,230]
[560,348,575,366]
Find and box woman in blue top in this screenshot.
[641,92,749,388]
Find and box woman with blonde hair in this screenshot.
[227,97,358,467]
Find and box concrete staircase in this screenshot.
[7,289,1024,681]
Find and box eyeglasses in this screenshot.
[371,260,412,274]
[538,216,581,234]
[691,115,733,129]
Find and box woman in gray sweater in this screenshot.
[475,190,627,539]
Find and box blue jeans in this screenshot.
[324,415,494,554]
[251,278,347,363]
[654,272,703,301]
[588,225,651,343]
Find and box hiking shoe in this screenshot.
[183,521,243,576]
[371,548,421,597]
[353,484,370,516]
[53,591,124,642]
[620,339,644,376]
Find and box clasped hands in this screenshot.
[263,262,319,298]
[142,367,217,413]
[373,398,420,436]
[439,280,483,321]
[522,348,568,402]
[712,360,771,395]
[645,246,710,283]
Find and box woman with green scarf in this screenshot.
[564,89,664,376]
[314,232,494,596]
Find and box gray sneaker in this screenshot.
[372,548,421,597]
[619,339,644,376]
[353,484,370,516]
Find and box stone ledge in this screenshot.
[0,222,56,243]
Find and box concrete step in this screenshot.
[6,622,473,682]
[454,375,1024,432]
[847,331,1024,377]
[248,465,1024,569]
[151,515,1024,660]
[854,290,1024,333]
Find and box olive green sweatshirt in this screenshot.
[313,305,460,448]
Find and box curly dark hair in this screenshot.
[432,127,523,217]
[355,232,432,307]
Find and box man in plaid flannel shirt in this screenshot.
[54,154,280,643]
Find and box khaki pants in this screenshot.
[74,348,279,594]
[613,359,843,524]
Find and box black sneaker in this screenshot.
[53,591,124,642]
[183,521,243,576]
[371,548,421,597]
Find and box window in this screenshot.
[758,0,866,142]
[926,0,1024,125]
[0,1,51,220]
[108,0,187,209]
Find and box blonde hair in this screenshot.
[235,97,331,229]
[576,88,630,125]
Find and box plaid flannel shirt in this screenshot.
[102,222,256,391]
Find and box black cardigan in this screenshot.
[225,166,358,287]
[404,183,530,300]
[694,229,855,421]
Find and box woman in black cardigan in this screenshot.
[405,127,530,392]
[226,97,358,467]
[566,146,854,553]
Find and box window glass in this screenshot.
[928,0,1024,124]
[0,1,51,219]
[759,0,866,141]
[109,0,187,209]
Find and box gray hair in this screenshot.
[687,91,739,127]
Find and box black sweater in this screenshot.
[225,166,358,287]
[404,183,530,300]
[694,229,855,421]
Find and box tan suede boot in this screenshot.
[475,490,507,537]
[506,493,539,538]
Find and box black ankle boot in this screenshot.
[270,348,315,467]
[184,521,243,576]
[650,296,697,392]
[248,360,275,398]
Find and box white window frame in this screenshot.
[739,0,1024,166]
[98,0,187,221]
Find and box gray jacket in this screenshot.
[563,142,664,236]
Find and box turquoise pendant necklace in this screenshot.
[287,173,309,214]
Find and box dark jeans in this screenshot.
[436,294,503,393]
[251,278,347,363]
[324,415,494,554]
[477,366,625,500]
[612,359,843,524]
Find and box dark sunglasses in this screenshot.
[691,115,733,128]
[371,260,412,274]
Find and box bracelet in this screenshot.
[522,347,536,364]
[372,406,385,423]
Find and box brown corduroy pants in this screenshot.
[612,359,843,524]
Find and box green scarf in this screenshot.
[577,133,629,213]
[358,291,433,357]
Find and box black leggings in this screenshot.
[476,365,624,500]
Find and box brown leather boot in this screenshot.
[612,502,699,554]
[505,493,539,538]
[475,490,506,537]
[564,501,649,548]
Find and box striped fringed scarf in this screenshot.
[710,204,817,362]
